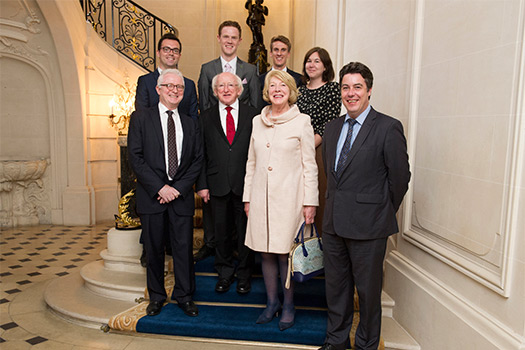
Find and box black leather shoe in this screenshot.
[178,300,198,317]
[318,343,337,350]
[140,247,147,268]
[193,245,215,262]
[146,301,164,316]
[215,278,232,293]
[236,279,251,294]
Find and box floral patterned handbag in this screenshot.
[285,222,324,289]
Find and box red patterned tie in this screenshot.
[225,106,235,145]
[167,110,178,178]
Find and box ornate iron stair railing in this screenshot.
[79,0,178,72]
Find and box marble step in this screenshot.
[80,260,146,300]
[382,317,420,350]
[44,272,137,329]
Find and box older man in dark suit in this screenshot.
[319,62,411,350]
[195,20,261,262]
[196,72,257,294]
[128,69,203,318]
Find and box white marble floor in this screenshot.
[0,223,313,350]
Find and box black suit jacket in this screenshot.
[258,68,303,88]
[196,102,257,197]
[322,107,410,239]
[127,106,203,216]
[198,58,262,112]
[135,69,199,120]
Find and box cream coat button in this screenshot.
[266,143,270,148]
[268,166,273,171]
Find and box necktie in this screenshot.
[224,62,233,73]
[335,118,357,177]
[167,110,178,178]
[225,106,235,144]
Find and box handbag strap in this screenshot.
[294,221,307,244]
[293,222,323,256]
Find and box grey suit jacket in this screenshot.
[322,107,411,239]
[198,57,262,112]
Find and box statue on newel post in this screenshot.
[245,0,270,75]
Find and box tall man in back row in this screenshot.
[196,20,261,262]
[319,62,411,350]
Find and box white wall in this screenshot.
[290,0,525,349]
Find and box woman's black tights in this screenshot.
[259,252,295,323]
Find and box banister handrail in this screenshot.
[79,0,178,72]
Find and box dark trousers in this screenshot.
[141,207,195,303]
[210,192,252,281]
[202,201,215,248]
[323,233,387,350]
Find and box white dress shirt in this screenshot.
[218,99,239,135]
[220,56,238,75]
[158,102,184,180]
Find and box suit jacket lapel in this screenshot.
[235,104,249,142]
[213,58,222,75]
[151,107,165,154]
[179,113,192,166]
[337,108,376,176]
[328,117,345,179]
[210,105,229,144]
[236,59,244,78]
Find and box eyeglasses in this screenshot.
[159,83,185,91]
[217,83,239,90]
[161,46,181,54]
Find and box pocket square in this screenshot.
[242,78,248,84]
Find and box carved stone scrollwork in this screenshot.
[0,159,49,227]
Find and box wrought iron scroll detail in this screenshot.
[80,0,178,72]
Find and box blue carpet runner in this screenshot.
[113,256,329,346]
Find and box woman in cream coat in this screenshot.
[243,70,318,331]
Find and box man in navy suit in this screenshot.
[196,72,257,294]
[258,35,303,91]
[319,62,410,350]
[196,20,261,262]
[135,33,198,119]
[128,69,203,317]
[134,33,199,266]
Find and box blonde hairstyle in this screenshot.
[262,70,298,105]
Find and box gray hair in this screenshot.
[211,72,244,97]
[157,68,185,86]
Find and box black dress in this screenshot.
[296,81,341,137]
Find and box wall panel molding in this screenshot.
[402,0,525,297]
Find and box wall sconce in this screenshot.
[109,80,136,135]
